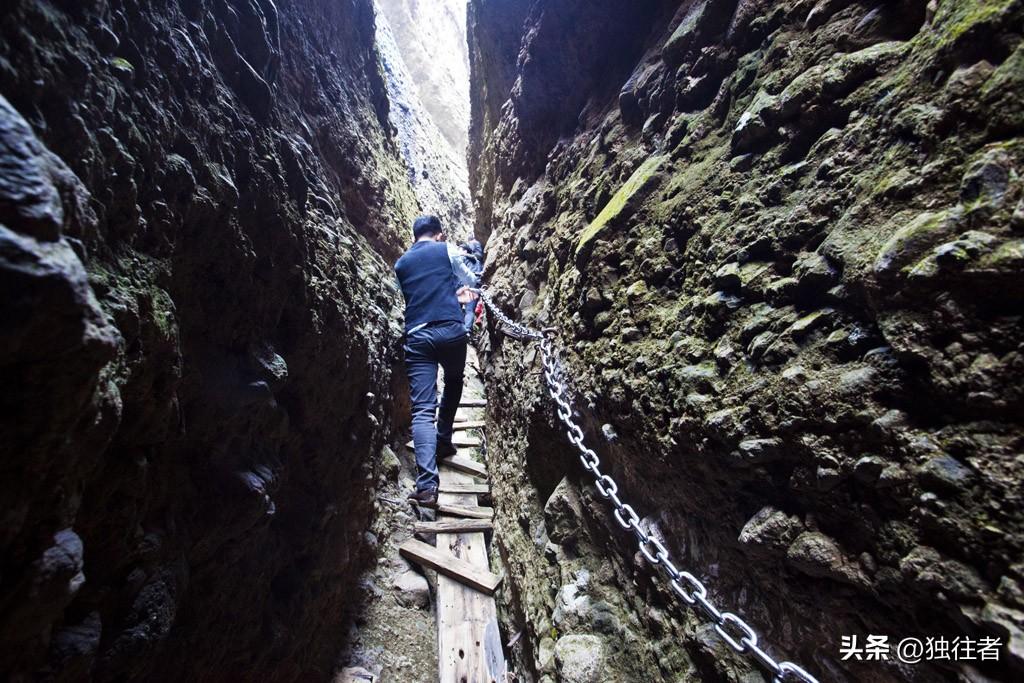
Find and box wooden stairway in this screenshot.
[399,399,507,683]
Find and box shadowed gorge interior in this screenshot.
[1,0,1023,682]
[0,0,415,679]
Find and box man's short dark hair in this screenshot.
[412,215,443,239]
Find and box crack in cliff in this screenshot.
[4,0,1024,681]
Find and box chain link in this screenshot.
[473,288,544,341]
[474,288,819,683]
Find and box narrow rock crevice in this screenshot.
[3,1,1024,682]
[375,0,473,237]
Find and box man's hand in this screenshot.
[456,286,478,304]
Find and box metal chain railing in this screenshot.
[471,287,819,683]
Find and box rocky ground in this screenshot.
[469,1,1024,682]
[334,442,438,683]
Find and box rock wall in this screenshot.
[376,0,472,154]
[469,1,1024,681]
[0,0,416,680]
[375,2,473,238]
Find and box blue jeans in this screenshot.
[404,321,467,492]
[462,302,476,333]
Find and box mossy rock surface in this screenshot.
[468,0,1024,680]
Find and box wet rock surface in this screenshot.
[1,0,417,680]
[470,1,1024,681]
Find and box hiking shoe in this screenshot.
[436,440,457,459]
[407,488,438,508]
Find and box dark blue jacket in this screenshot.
[394,241,463,333]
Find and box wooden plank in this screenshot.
[414,519,493,534]
[436,468,507,682]
[439,456,487,478]
[398,539,501,595]
[452,420,486,431]
[437,503,493,519]
[438,482,489,494]
[459,399,487,408]
[404,435,481,450]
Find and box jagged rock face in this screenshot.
[466,0,532,242]
[376,0,472,154]
[0,1,415,680]
[470,1,1024,681]
[375,2,473,237]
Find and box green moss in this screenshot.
[858,143,913,197]
[653,144,726,221]
[873,208,961,278]
[662,0,708,62]
[873,167,916,198]
[907,253,942,280]
[773,42,906,119]
[981,42,1024,100]
[790,309,832,337]
[149,287,177,338]
[87,255,179,345]
[575,155,665,256]
[939,0,1016,42]
[738,261,772,286]
[625,280,649,300]
[110,57,134,72]
[979,239,1024,270]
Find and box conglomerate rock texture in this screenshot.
[469,1,1024,681]
[0,0,416,680]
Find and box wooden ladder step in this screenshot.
[405,436,482,450]
[452,420,485,431]
[439,456,487,478]
[415,519,493,534]
[399,539,502,595]
[438,482,489,494]
[459,399,487,408]
[437,503,493,519]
